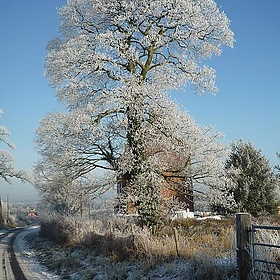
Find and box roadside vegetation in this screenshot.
[23,208,278,280]
[32,211,237,279]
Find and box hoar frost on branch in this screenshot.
[45,0,234,111]
[34,109,117,214]
[0,110,28,183]
[38,0,234,225]
[34,158,114,215]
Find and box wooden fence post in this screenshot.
[109,221,113,237]
[130,224,135,244]
[236,213,252,280]
[173,227,179,257]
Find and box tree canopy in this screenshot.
[46,0,234,106]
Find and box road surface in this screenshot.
[0,228,26,280]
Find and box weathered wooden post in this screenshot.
[173,227,180,257]
[236,213,252,280]
[109,221,113,237]
[130,224,135,245]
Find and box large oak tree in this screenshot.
[36,0,234,226]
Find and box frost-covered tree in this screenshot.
[35,95,229,223]
[0,110,27,183]
[34,124,114,217]
[221,139,278,216]
[34,162,111,216]
[40,0,234,226]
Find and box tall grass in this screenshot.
[40,213,237,278]
[34,212,280,279]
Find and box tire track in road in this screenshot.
[9,228,27,280]
[0,228,27,280]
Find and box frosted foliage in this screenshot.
[222,139,278,215]
[34,108,118,211]
[0,110,28,183]
[115,91,230,196]
[35,106,126,174]
[34,163,113,215]
[35,81,229,196]
[45,0,234,108]
[275,180,280,202]
[0,116,14,150]
[208,185,237,214]
[121,94,229,182]
[34,144,115,216]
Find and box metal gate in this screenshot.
[251,224,280,277]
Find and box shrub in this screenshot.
[40,217,76,245]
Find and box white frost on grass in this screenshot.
[13,226,61,280]
[13,226,236,279]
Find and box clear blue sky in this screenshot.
[0,0,279,202]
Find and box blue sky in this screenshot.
[0,0,279,202]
